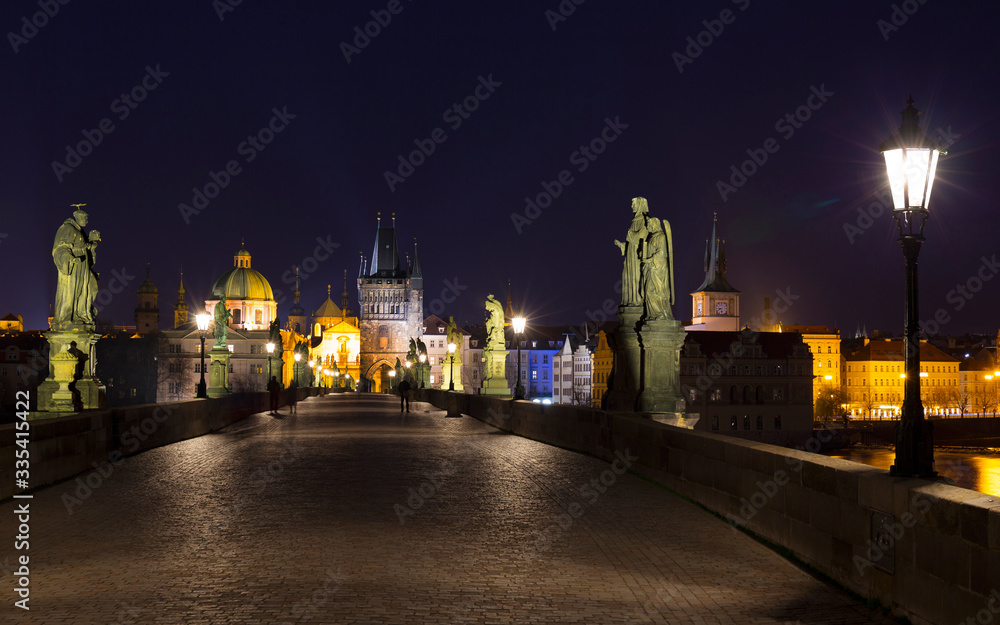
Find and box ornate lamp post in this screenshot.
[512,315,526,400]
[447,342,456,391]
[308,360,315,387]
[388,368,396,392]
[195,314,210,398]
[419,353,427,388]
[405,359,412,384]
[293,352,301,387]
[881,96,945,478]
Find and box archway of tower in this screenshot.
[365,359,394,394]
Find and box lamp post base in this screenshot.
[889,417,936,478]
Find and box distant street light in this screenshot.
[266,342,275,389]
[195,314,211,398]
[880,96,945,478]
[294,352,301,387]
[388,368,396,392]
[447,342,456,391]
[308,360,315,387]
[512,315,526,400]
[419,353,427,388]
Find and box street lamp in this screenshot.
[418,353,426,389]
[880,96,945,478]
[308,360,315,387]
[447,342,456,391]
[294,352,301,387]
[266,342,275,387]
[389,368,396,391]
[512,315,526,400]
[195,313,210,398]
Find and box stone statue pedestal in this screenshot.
[441,353,464,391]
[208,345,232,398]
[637,318,686,413]
[605,306,642,411]
[480,348,510,397]
[34,327,105,419]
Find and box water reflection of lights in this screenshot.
[827,448,1000,497]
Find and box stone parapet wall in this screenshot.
[417,388,1000,625]
[0,387,322,501]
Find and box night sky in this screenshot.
[2,1,998,336]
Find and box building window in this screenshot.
[710,388,721,401]
[743,415,750,430]
[168,382,179,394]
[712,416,719,431]
[255,310,263,325]
[688,388,696,401]
[756,415,763,430]
[543,355,549,364]
[772,388,783,400]
[730,416,738,430]
[233,309,242,324]
[532,370,537,380]
[774,415,782,430]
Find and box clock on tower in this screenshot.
[715,301,728,315]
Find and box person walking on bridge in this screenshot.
[267,376,281,415]
[398,378,412,413]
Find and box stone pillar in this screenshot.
[441,352,464,392]
[34,328,105,419]
[480,348,510,397]
[636,318,686,413]
[605,305,642,411]
[207,345,232,398]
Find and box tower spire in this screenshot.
[293,267,301,306]
[342,269,349,315]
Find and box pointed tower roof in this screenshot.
[341,270,351,316]
[289,267,305,317]
[315,284,343,319]
[175,270,188,311]
[694,213,740,293]
[367,213,405,278]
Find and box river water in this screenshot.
[824,447,1000,497]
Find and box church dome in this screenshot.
[137,272,157,294]
[211,247,274,301]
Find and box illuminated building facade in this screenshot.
[843,338,960,418]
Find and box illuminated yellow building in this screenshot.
[309,283,361,385]
[778,325,840,412]
[959,357,999,416]
[0,313,24,333]
[591,329,614,407]
[843,338,959,418]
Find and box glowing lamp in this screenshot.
[880,97,945,213]
[196,314,211,332]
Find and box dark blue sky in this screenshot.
[2,1,998,336]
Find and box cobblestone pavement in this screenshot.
[2,394,897,624]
